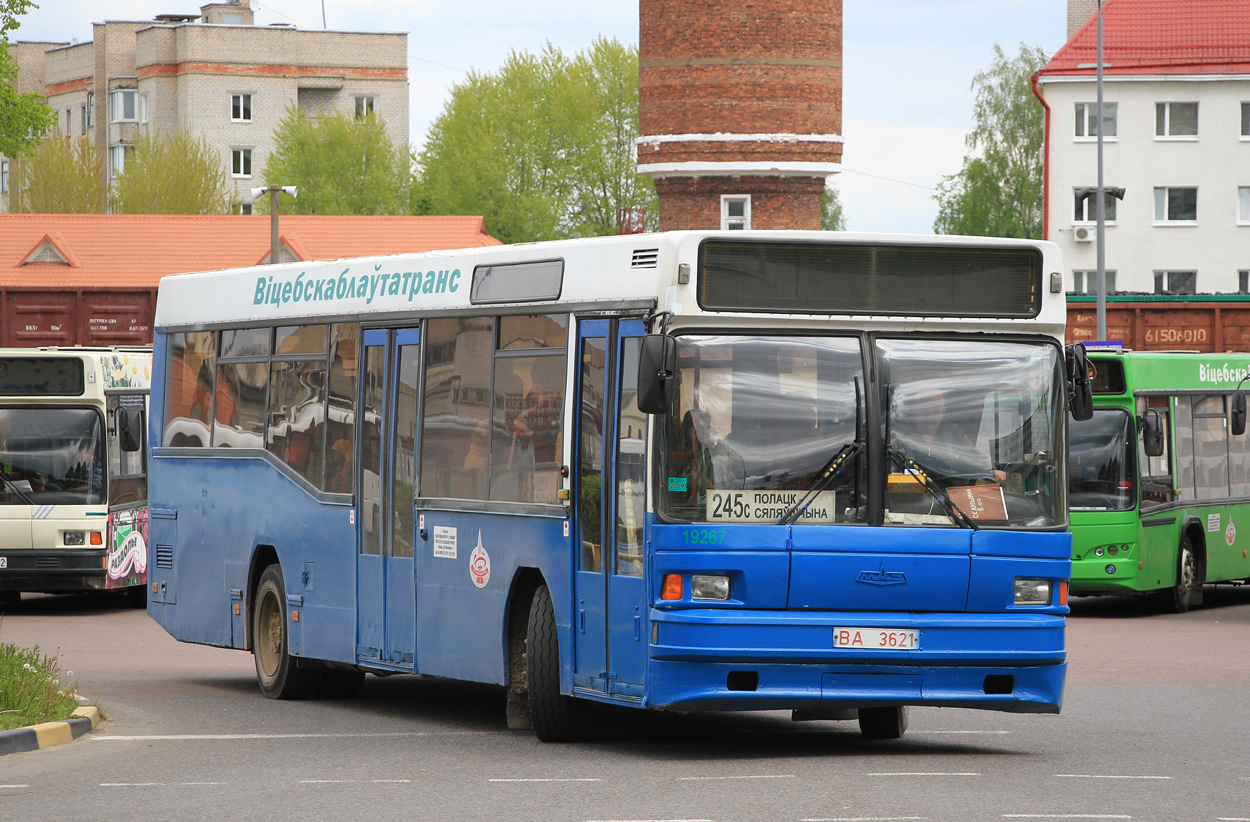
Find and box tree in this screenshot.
[417,38,657,244]
[0,0,54,158]
[11,133,105,212]
[112,130,230,214]
[262,106,411,215]
[822,182,847,231]
[933,44,1046,238]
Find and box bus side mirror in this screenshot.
[1141,408,1165,457]
[1233,392,1247,437]
[119,407,143,452]
[1065,343,1094,421]
[637,334,676,415]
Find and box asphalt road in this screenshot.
[1,586,1248,822]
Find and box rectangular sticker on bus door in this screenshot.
[706,490,836,523]
[433,526,457,559]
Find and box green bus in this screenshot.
[1067,346,1250,611]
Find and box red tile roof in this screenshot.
[1042,0,1250,76]
[0,214,500,289]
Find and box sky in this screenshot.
[13,0,1073,234]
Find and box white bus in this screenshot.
[0,348,151,607]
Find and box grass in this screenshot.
[0,617,83,732]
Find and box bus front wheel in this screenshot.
[526,583,589,742]
[253,564,316,699]
[858,706,909,739]
[1163,535,1198,614]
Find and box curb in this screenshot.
[0,705,100,758]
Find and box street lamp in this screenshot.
[249,185,299,264]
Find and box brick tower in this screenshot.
[637,0,843,231]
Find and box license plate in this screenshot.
[0,556,6,569]
[834,627,919,650]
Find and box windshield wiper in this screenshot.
[887,448,978,531]
[0,466,36,505]
[776,440,863,526]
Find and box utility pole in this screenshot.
[250,185,299,264]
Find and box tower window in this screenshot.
[721,195,751,230]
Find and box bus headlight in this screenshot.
[691,575,730,601]
[63,531,86,546]
[1014,577,1052,605]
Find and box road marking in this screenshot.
[100,782,226,787]
[1002,816,1133,819]
[0,785,31,789]
[490,778,602,783]
[96,731,476,741]
[1054,774,1172,780]
[677,774,796,781]
[802,817,928,821]
[300,779,413,784]
[585,819,714,822]
[1218,818,1250,821]
[864,772,980,777]
[1005,809,1135,814]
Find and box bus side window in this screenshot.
[1138,395,1174,506]
[109,396,147,507]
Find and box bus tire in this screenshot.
[1162,535,1198,614]
[125,583,147,609]
[858,706,909,739]
[526,583,588,742]
[253,564,316,700]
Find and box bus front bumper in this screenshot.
[646,608,1067,714]
[0,549,110,593]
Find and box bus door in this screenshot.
[573,319,648,696]
[356,328,421,669]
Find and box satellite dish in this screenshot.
[248,0,260,11]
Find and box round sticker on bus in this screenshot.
[470,532,491,588]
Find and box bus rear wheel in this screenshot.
[858,706,909,739]
[253,564,316,699]
[1163,536,1198,614]
[526,583,589,742]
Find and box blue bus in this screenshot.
[148,231,1092,740]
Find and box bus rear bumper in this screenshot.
[646,608,1067,714]
[0,549,110,593]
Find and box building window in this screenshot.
[231,93,252,123]
[1072,270,1117,294]
[1240,270,1249,293]
[140,94,149,124]
[64,108,72,133]
[232,148,252,178]
[85,92,93,128]
[80,104,87,134]
[1075,102,1117,139]
[238,202,253,215]
[1154,270,1197,295]
[1240,187,1250,224]
[1243,103,1250,138]
[1074,188,1117,222]
[721,195,751,230]
[109,144,133,178]
[110,89,138,123]
[1154,187,1197,223]
[1156,102,1198,138]
[1,160,8,194]
[354,96,375,118]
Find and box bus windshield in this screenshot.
[0,407,105,505]
[656,335,1064,528]
[1067,408,1135,511]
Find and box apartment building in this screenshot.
[2,1,407,212]
[1037,0,1250,296]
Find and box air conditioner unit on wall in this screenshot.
[1074,226,1093,243]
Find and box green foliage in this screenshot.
[112,130,230,214]
[0,623,81,732]
[0,0,55,158]
[12,133,106,212]
[261,106,412,215]
[822,183,847,231]
[418,38,658,244]
[933,43,1046,238]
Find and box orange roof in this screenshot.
[0,214,501,289]
[1042,0,1250,76]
